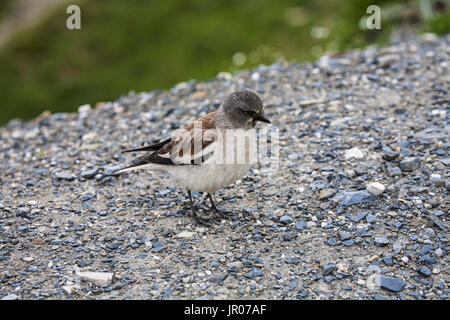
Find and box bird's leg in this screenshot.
[187,190,213,226]
[207,193,233,219]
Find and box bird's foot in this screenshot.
[190,205,215,227]
[211,206,233,220]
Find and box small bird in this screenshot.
[115,90,271,225]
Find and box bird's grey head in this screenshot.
[222,90,271,129]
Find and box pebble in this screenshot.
[295,220,306,230]
[306,221,316,228]
[374,237,390,247]
[77,271,113,287]
[1,294,19,300]
[345,147,365,160]
[279,215,294,225]
[419,266,431,277]
[81,168,99,179]
[338,231,352,241]
[427,213,446,230]
[54,172,77,181]
[322,263,337,275]
[377,276,406,292]
[227,261,244,270]
[319,188,337,200]
[333,190,377,207]
[176,231,197,239]
[399,157,421,172]
[366,182,385,196]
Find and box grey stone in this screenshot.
[81,168,99,179]
[54,172,77,181]
[279,215,294,225]
[322,263,337,275]
[338,231,352,241]
[378,276,406,292]
[399,157,421,172]
[374,237,390,247]
[333,190,377,207]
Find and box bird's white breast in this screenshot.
[168,163,251,193]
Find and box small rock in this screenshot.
[430,173,444,187]
[322,263,337,275]
[81,168,99,179]
[227,261,244,270]
[107,242,121,250]
[345,147,365,160]
[327,237,338,246]
[338,231,352,241]
[427,213,446,230]
[54,172,77,181]
[366,182,385,196]
[333,190,377,207]
[279,215,294,225]
[419,266,431,277]
[77,271,113,287]
[1,294,19,300]
[306,221,316,228]
[399,157,420,172]
[350,211,368,222]
[151,242,166,253]
[295,220,306,230]
[366,214,376,223]
[421,228,436,239]
[378,276,406,292]
[374,237,390,247]
[319,188,337,200]
[176,231,196,239]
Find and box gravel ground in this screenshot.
[0,35,449,300]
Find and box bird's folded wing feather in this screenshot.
[123,113,218,168]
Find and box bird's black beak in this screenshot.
[254,110,271,124]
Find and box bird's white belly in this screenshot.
[168,164,252,193]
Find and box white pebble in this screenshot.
[366,182,385,196]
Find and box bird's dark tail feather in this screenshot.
[122,138,171,153]
[113,160,152,174]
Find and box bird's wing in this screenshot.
[119,112,218,171]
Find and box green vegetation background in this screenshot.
[0,0,448,124]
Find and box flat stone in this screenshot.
[319,188,337,200]
[81,168,99,179]
[151,242,166,253]
[54,172,77,181]
[333,190,377,207]
[77,271,113,287]
[419,266,431,277]
[427,213,446,230]
[378,276,406,292]
[295,220,306,230]
[1,294,19,300]
[350,211,368,222]
[338,230,352,241]
[176,231,196,239]
[227,261,244,270]
[374,237,390,247]
[399,157,420,172]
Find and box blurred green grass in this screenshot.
[0,0,448,124]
